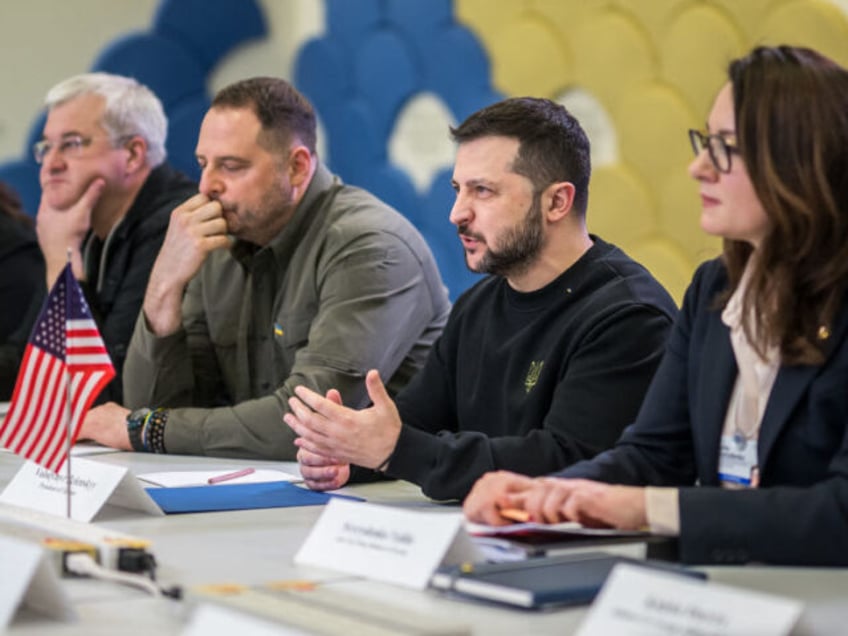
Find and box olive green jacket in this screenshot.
[123,164,450,459]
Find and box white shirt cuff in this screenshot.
[645,487,680,536]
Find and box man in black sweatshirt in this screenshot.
[285,97,677,501]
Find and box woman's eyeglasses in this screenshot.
[688,129,739,174]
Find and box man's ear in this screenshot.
[288,145,313,188]
[123,136,148,175]
[544,181,576,222]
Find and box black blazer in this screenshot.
[0,214,45,399]
[558,258,848,565]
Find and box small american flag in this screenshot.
[0,264,115,472]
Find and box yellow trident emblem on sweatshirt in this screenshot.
[524,361,544,393]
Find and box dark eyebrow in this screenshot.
[455,178,496,189]
[704,122,736,137]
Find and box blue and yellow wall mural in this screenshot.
[1,0,846,301]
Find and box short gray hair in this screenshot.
[45,72,168,168]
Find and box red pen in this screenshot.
[208,467,255,484]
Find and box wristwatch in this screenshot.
[126,408,151,452]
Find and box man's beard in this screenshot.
[216,181,294,246]
[460,192,545,278]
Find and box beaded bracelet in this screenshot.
[141,408,169,454]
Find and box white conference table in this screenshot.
[1,449,847,635]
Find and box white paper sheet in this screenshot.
[137,469,301,488]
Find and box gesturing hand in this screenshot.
[285,370,402,470]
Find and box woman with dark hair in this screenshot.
[0,182,45,398]
[463,45,848,566]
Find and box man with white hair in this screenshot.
[34,72,196,402]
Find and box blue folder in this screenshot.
[145,481,361,514]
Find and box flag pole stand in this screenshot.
[65,249,72,520]
[65,376,72,519]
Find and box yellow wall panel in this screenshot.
[626,237,698,303]
[588,165,657,246]
[614,84,694,191]
[570,9,657,106]
[661,5,746,116]
[611,0,691,42]
[490,15,574,96]
[455,0,529,47]
[530,0,612,27]
[754,0,848,67]
[711,0,780,36]
[659,169,721,262]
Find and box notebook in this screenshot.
[430,551,705,609]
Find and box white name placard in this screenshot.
[0,457,162,522]
[183,603,309,636]
[0,535,75,629]
[294,499,480,589]
[576,563,802,636]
